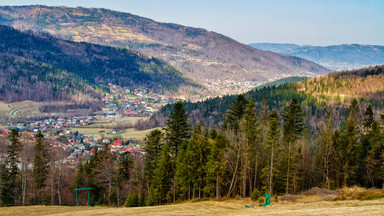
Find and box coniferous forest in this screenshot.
[1,91,383,206]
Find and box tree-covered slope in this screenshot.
[0,53,101,102]
[149,65,384,128]
[0,5,329,85]
[0,25,199,102]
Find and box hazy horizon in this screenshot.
[0,0,383,46]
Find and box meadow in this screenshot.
[0,198,383,216]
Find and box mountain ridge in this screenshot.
[0,25,199,102]
[0,5,329,87]
[249,43,384,71]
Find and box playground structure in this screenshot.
[259,193,271,206]
[73,187,92,206]
[245,192,271,208]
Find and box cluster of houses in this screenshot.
[204,79,259,97]
[0,115,144,167]
[101,84,176,117]
[0,84,182,167]
[2,116,93,137]
[66,138,144,167]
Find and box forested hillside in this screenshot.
[1,67,384,207]
[0,5,329,86]
[0,25,199,102]
[148,65,384,129]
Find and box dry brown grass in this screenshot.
[0,101,10,115]
[0,199,383,216]
[337,186,384,200]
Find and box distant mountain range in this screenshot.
[0,5,329,86]
[249,43,384,71]
[0,25,198,102]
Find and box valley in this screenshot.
[0,2,383,214]
[0,5,329,92]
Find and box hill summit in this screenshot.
[0,5,329,86]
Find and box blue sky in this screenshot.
[1,0,383,46]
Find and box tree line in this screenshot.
[1,96,383,206]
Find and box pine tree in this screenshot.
[363,104,374,131]
[150,143,173,205]
[143,129,163,195]
[242,98,258,197]
[2,129,23,205]
[265,111,280,195]
[33,130,50,204]
[204,132,228,198]
[282,98,305,194]
[116,152,132,206]
[340,99,360,186]
[175,140,190,199]
[223,95,248,132]
[209,126,217,140]
[164,101,191,157]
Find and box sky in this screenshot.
[0,0,383,46]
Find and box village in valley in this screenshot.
[0,83,179,167]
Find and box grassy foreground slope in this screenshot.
[0,199,383,216]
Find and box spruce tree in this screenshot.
[143,129,163,194]
[242,98,258,196]
[33,130,50,204]
[223,95,248,132]
[341,99,360,186]
[2,129,22,205]
[266,111,280,195]
[363,104,374,131]
[282,98,305,194]
[150,143,173,205]
[204,132,228,198]
[182,123,210,199]
[164,101,191,157]
[175,140,189,199]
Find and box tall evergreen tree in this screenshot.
[33,130,50,204]
[340,99,360,186]
[363,104,374,131]
[2,129,23,205]
[175,140,190,199]
[150,143,173,205]
[242,98,258,197]
[143,129,163,195]
[164,101,191,157]
[263,111,280,195]
[204,132,228,198]
[282,98,305,194]
[223,95,248,132]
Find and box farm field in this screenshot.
[0,199,383,216]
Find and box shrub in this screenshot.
[337,186,384,200]
[361,193,384,200]
[258,197,265,204]
[251,189,261,201]
[125,193,139,207]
